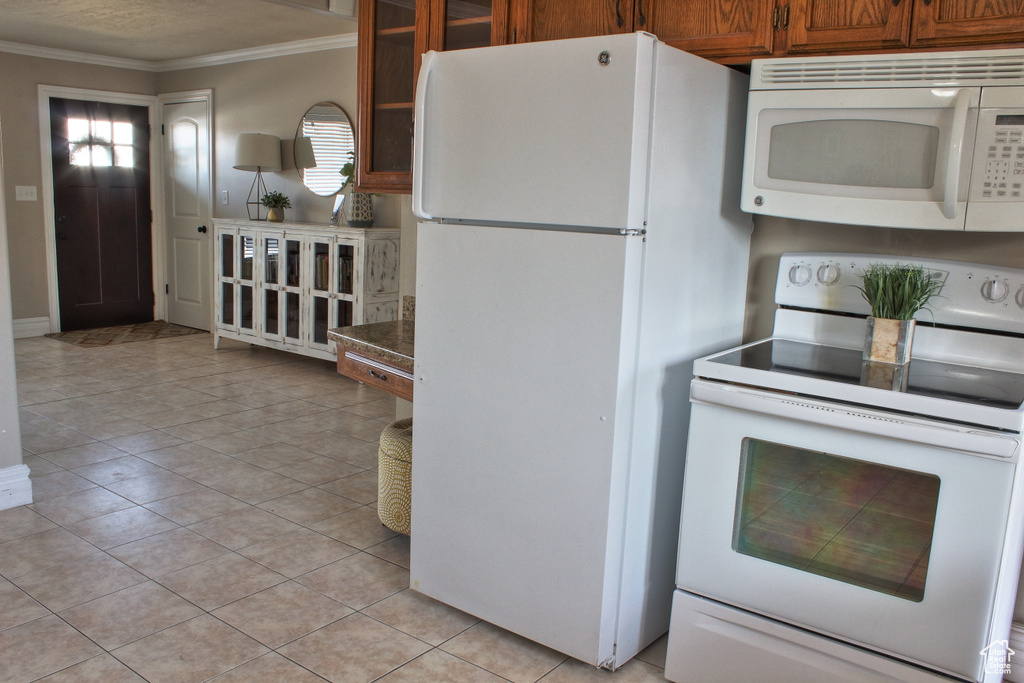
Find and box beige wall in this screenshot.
[0,46,406,324]
[0,52,157,320]
[156,47,402,229]
[745,216,1024,341]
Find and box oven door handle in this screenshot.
[691,380,1020,459]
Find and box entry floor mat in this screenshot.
[45,320,207,347]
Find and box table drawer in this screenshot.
[337,349,413,401]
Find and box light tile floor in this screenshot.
[2,333,669,682]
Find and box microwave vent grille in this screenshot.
[754,50,1024,89]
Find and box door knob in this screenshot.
[197,225,208,234]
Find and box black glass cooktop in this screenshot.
[708,339,1024,410]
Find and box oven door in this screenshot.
[677,379,1022,681]
[740,87,980,231]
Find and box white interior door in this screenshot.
[162,97,211,330]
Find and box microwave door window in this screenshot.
[768,120,939,190]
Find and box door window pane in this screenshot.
[68,117,135,169]
[734,439,939,602]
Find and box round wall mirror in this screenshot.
[294,102,354,196]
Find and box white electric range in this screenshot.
[666,253,1024,683]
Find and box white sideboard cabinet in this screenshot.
[213,219,400,361]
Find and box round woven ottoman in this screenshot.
[377,418,412,535]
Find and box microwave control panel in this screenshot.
[972,110,1024,201]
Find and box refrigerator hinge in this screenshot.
[618,228,646,237]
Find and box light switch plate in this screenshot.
[15,186,38,201]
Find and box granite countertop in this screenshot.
[328,320,415,373]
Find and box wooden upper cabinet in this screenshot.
[911,0,1024,47]
[356,0,508,195]
[508,0,636,43]
[356,0,424,194]
[785,0,913,53]
[648,0,776,61]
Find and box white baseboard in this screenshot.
[13,317,51,339]
[0,464,32,510]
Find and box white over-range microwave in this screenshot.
[741,48,1024,231]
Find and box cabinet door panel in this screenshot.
[650,0,775,60]
[785,0,912,53]
[510,0,635,42]
[912,0,1024,47]
[429,0,509,50]
[356,0,425,193]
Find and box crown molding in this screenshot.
[0,33,357,73]
[0,40,154,70]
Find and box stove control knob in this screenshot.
[789,264,812,286]
[981,279,1009,303]
[817,264,841,285]
[1015,287,1024,310]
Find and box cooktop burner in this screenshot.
[709,338,1024,410]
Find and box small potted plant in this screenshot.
[856,262,942,365]
[261,191,291,222]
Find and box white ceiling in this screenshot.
[0,0,358,63]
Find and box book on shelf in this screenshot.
[339,255,353,294]
[315,252,329,291]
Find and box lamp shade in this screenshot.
[294,135,317,169]
[234,133,282,172]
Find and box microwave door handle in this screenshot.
[412,50,438,220]
[942,89,970,220]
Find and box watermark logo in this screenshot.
[981,639,1015,676]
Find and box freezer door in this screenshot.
[412,222,644,666]
[413,33,654,231]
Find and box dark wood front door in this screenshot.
[50,97,154,331]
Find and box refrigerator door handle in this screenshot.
[412,50,439,220]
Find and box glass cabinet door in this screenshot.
[357,0,507,194]
[282,238,303,345]
[357,0,421,193]
[310,237,333,349]
[215,228,256,336]
[433,0,500,51]
[335,239,357,329]
[262,235,282,339]
[218,231,235,328]
[236,232,256,335]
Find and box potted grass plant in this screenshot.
[856,262,942,365]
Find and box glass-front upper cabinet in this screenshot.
[357,0,508,194]
[428,0,504,51]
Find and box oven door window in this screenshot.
[733,439,940,602]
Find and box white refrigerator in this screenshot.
[411,32,751,668]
